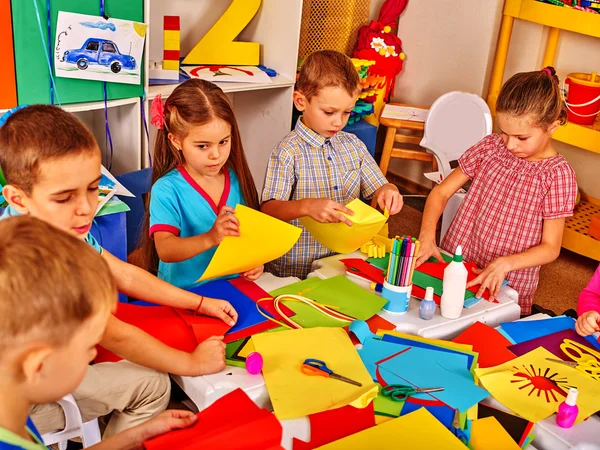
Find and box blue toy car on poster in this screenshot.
[63,38,136,74]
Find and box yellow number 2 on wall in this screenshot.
[182,0,262,66]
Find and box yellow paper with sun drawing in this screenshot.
[475,347,600,423]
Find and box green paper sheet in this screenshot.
[12,0,143,105]
[269,276,387,328]
[373,383,404,417]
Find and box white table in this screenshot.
[309,251,522,339]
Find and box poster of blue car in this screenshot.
[54,12,147,85]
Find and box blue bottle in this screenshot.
[420,287,436,320]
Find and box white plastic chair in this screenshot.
[41,394,101,449]
[419,91,492,240]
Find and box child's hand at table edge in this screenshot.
[415,236,444,267]
[467,257,511,301]
[198,297,238,326]
[375,184,403,215]
[129,410,197,448]
[242,264,264,281]
[188,336,226,375]
[207,206,240,247]
[576,311,600,337]
[303,198,354,226]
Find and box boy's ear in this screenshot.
[167,132,182,151]
[21,346,53,386]
[2,184,30,215]
[293,90,307,112]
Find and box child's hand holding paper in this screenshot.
[207,206,240,246]
[303,198,354,226]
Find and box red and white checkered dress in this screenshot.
[441,134,577,314]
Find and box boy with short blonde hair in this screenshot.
[0,105,232,436]
[0,216,196,449]
[261,50,403,278]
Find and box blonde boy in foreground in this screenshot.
[0,216,197,449]
[261,50,403,278]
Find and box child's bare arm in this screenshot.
[90,410,197,450]
[467,217,565,299]
[101,250,237,325]
[103,315,227,376]
[417,168,470,266]
[261,198,354,226]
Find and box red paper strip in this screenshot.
[95,303,230,363]
[452,321,516,368]
[229,277,295,319]
[144,389,283,450]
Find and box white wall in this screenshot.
[385,0,600,197]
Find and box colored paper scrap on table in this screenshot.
[95,303,230,364]
[359,339,488,412]
[143,389,282,450]
[500,316,600,350]
[229,276,295,320]
[477,404,533,447]
[190,279,277,343]
[401,396,464,439]
[269,276,387,328]
[347,315,395,346]
[300,199,388,253]
[508,328,600,362]
[315,408,467,449]
[373,384,404,417]
[54,12,147,85]
[475,347,600,423]
[199,204,301,281]
[470,416,522,450]
[302,403,376,449]
[251,327,378,420]
[453,321,516,368]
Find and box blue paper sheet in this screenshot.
[381,334,475,371]
[189,279,266,334]
[358,338,488,412]
[500,316,600,350]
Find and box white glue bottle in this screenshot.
[440,245,468,319]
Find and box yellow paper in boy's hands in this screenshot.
[198,204,301,281]
[300,199,388,254]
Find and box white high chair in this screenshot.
[419,91,492,240]
[41,394,101,449]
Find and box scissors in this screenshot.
[546,357,600,378]
[301,358,362,387]
[558,339,600,380]
[380,384,444,402]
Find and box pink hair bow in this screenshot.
[150,94,166,130]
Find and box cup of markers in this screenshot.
[382,236,419,314]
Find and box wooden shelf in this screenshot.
[562,197,600,261]
[146,74,295,100]
[504,0,600,38]
[553,115,600,155]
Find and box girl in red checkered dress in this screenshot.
[417,67,577,315]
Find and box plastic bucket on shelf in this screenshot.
[565,72,600,126]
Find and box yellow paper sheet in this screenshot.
[470,417,521,450]
[198,204,301,281]
[316,408,467,449]
[238,338,254,358]
[300,199,388,253]
[251,327,378,420]
[475,347,600,423]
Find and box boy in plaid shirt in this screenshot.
[261,50,403,278]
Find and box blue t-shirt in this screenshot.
[149,165,244,289]
[0,417,47,449]
[0,206,102,254]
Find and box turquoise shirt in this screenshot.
[0,417,47,449]
[149,165,244,289]
[0,206,102,254]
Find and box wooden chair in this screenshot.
[378,103,437,178]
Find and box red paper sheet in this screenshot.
[452,321,516,368]
[340,258,385,284]
[95,303,230,363]
[144,389,283,450]
[293,404,375,450]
